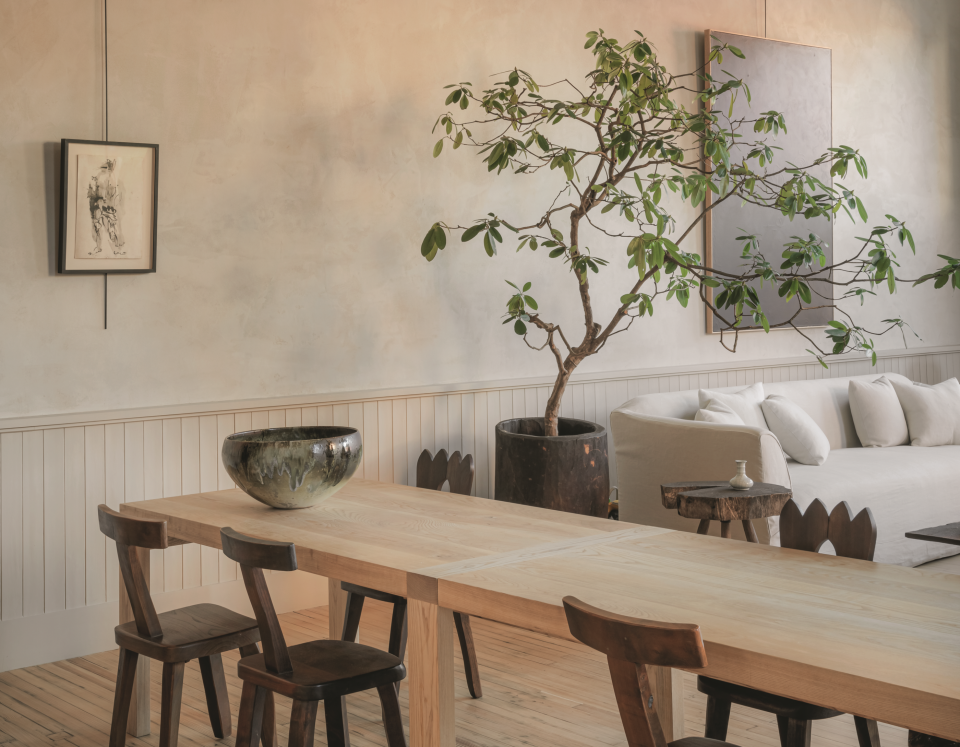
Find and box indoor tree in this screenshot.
[420,29,959,437]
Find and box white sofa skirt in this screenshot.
[780,445,960,567]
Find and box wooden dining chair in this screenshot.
[98,505,274,747]
[221,527,407,747]
[699,498,881,747]
[563,595,740,747]
[340,448,483,698]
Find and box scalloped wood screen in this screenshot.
[704,31,833,333]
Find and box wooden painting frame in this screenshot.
[58,138,159,274]
[703,30,832,335]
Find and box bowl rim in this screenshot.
[224,426,360,445]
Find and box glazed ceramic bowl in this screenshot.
[222,426,362,509]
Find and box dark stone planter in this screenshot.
[495,417,609,517]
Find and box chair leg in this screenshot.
[454,612,482,698]
[238,643,277,747]
[199,654,231,738]
[321,698,347,747]
[235,682,268,747]
[388,599,408,662]
[854,717,881,747]
[777,716,812,747]
[159,662,186,747]
[703,695,731,741]
[342,591,365,643]
[109,648,139,747]
[377,684,407,747]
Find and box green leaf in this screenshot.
[514,319,527,335]
[483,232,495,257]
[462,223,485,242]
[524,295,538,310]
[433,140,444,158]
[433,225,446,250]
[522,281,531,292]
[855,195,868,222]
[729,45,745,59]
[549,247,565,258]
[421,228,437,259]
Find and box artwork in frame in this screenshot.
[58,139,158,274]
[703,31,833,333]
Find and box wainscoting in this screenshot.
[0,344,957,671]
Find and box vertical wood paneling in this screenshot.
[22,431,44,617]
[474,392,488,499]
[285,408,302,427]
[1,433,24,620]
[251,410,269,430]
[64,427,85,610]
[420,398,435,456]
[268,410,285,428]
[392,399,407,487]
[486,392,499,498]
[302,407,318,426]
[377,401,392,485]
[317,405,333,426]
[362,402,379,481]
[83,426,105,607]
[217,414,237,582]
[199,415,220,587]
[124,422,144,504]
[235,411,253,433]
[143,419,164,589]
[461,393,475,495]
[348,403,364,475]
[434,396,448,454]
[406,398,421,486]
[447,394,461,455]
[104,423,124,602]
[43,429,65,613]
[162,419,183,592]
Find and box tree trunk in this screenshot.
[543,366,574,437]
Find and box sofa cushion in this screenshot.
[761,395,830,465]
[699,382,766,429]
[767,445,960,566]
[892,377,960,447]
[695,401,744,425]
[849,376,910,447]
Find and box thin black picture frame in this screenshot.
[58,138,159,274]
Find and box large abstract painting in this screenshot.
[704,31,832,333]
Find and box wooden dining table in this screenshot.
[119,479,960,744]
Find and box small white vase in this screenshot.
[729,460,754,491]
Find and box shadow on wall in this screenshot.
[43,141,61,277]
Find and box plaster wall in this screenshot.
[0,0,957,419]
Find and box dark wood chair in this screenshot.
[563,595,739,747]
[98,504,274,747]
[909,732,960,747]
[340,448,482,699]
[221,527,406,747]
[699,498,882,747]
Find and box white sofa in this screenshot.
[611,373,960,567]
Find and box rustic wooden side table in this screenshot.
[661,481,793,543]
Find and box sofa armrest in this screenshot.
[611,410,790,543]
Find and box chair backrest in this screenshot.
[416,448,475,495]
[780,498,877,561]
[221,527,298,675]
[563,596,707,747]
[98,504,168,639]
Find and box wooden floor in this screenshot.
[0,599,908,747]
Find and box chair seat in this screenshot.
[115,603,260,663]
[238,640,405,700]
[672,738,743,747]
[341,581,405,605]
[697,675,841,720]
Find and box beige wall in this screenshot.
[1,0,958,420]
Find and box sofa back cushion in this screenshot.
[615,373,912,450]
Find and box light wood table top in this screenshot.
[121,479,960,742]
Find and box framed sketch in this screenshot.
[703,31,832,333]
[58,139,158,274]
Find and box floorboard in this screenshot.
[0,600,909,747]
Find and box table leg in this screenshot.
[720,521,732,539]
[408,598,455,747]
[742,519,759,543]
[119,546,151,737]
[328,578,358,642]
[647,666,684,742]
[696,520,711,535]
